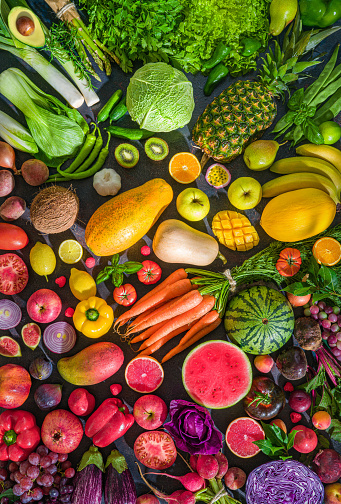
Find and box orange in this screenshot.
[312,237,341,266]
[169,152,201,184]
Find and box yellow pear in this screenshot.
[270,0,298,36]
[244,140,280,171]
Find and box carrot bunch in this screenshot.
[113,268,222,362]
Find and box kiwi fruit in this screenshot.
[115,143,139,168]
[144,137,169,161]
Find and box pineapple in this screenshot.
[192,14,333,165]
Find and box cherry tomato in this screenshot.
[243,376,285,420]
[137,260,162,285]
[0,223,29,250]
[0,253,29,295]
[113,284,137,306]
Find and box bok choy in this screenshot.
[0,68,88,165]
[0,110,38,153]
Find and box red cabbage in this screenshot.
[246,460,324,504]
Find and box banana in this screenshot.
[296,144,341,173]
[270,156,341,193]
[262,172,340,204]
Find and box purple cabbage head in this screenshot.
[163,399,222,455]
[246,460,324,504]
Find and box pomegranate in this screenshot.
[41,409,83,454]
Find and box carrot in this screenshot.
[178,310,220,346]
[138,295,216,351]
[161,317,222,363]
[132,268,187,309]
[128,305,163,328]
[137,320,197,357]
[113,278,192,329]
[129,321,167,344]
[126,290,203,335]
[126,296,183,333]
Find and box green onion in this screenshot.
[0,111,38,153]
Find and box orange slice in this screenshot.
[169,152,201,184]
[312,237,341,266]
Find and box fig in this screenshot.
[313,449,341,483]
[34,383,62,410]
[276,346,307,380]
[21,323,41,350]
[29,357,53,380]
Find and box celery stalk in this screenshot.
[0,111,38,153]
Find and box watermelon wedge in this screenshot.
[182,340,252,409]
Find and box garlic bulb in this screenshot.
[93,168,121,196]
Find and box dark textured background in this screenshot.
[1,4,341,502]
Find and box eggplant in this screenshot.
[104,449,137,504]
[71,445,104,504]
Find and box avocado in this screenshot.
[8,6,45,48]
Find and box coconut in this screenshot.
[30,186,79,234]
[294,317,322,351]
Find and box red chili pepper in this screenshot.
[0,410,40,462]
[84,398,134,448]
[113,284,137,306]
[137,260,162,285]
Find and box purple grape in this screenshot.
[36,446,49,457]
[333,306,341,314]
[21,492,33,503]
[322,331,330,340]
[318,320,323,326]
[337,315,341,325]
[322,319,332,329]
[64,468,75,479]
[60,495,70,503]
[8,462,18,473]
[318,301,326,310]
[336,332,341,341]
[36,475,44,486]
[0,497,10,504]
[332,347,341,357]
[49,488,59,498]
[325,306,334,314]
[65,484,73,493]
[49,452,59,464]
[26,466,39,480]
[41,474,54,487]
[20,477,33,491]
[331,324,340,333]
[318,311,328,320]
[61,461,72,471]
[40,456,52,469]
[19,461,30,476]
[328,313,338,323]
[311,313,319,320]
[14,471,23,483]
[28,453,40,466]
[45,464,57,475]
[337,341,341,350]
[12,484,24,496]
[0,461,6,469]
[0,468,8,481]
[310,305,319,315]
[54,474,61,485]
[60,477,68,487]
[57,454,68,463]
[59,486,68,496]
[31,487,43,501]
[328,335,337,345]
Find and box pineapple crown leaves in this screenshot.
[258,10,341,100]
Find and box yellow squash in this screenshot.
[85,178,173,256]
[260,188,336,242]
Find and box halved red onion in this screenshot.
[0,299,21,329]
[43,322,76,354]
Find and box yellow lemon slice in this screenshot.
[58,240,83,264]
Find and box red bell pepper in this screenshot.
[0,410,40,462]
[85,398,134,448]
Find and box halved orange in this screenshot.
[169,152,201,184]
[312,237,341,266]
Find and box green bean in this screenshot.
[310,76,341,108]
[97,90,123,123]
[75,128,103,173]
[303,46,339,105]
[56,133,111,180]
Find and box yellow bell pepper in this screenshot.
[73,296,114,338]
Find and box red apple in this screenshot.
[27,289,62,323]
[41,409,83,453]
[325,483,341,504]
[290,425,318,453]
[133,395,168,430]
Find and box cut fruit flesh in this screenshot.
[169,152,201,184]
[115,143,139,168]
[125,356,164,393]
[225,417,264,458]
[0,336,21,357]
[145,137,169,161]
[58,240,83,264]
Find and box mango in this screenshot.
[57,342,124,385]
[85,178,173,256]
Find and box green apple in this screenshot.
[227,177,262,210]
[176,188,210,221]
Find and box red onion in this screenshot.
[43,322,76,353]
[0,142,17,173]
[0,299,22,329]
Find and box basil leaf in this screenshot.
[303,118,324,144]
[287,87,304,110]
[112,271,124,287]
[283,283,316,296]
[318,264,334,288]
[260,422,283,446]
[111,254,120,267]
[307,257,320,282]
[123,261,143,274]
[96,272,111,284]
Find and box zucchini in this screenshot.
[71,446,104,504]
[104,450,136,504]
[106,125,154,140]
[109,96,127,122]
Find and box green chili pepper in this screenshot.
[203,42,231,70]
[56,133,111,180]
[300,0,341,27]
[97,90,123,123]
[106,125,154,140]
[75,128,103,173]
[239,38,262,57]
[204,64,229,96]
[109,96,127,122]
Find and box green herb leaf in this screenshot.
[328,419,341,442]
[96,271,111,285]
[299,367,326,393]
[112,271,124,287]
[287,430,298,450]
[287,88,304,110]
[111,254,120,267]
[123,261,143,274]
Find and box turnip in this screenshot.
[0,170,15,197]
[0,196,26,221]
[136,495,160,504]
[196,454,219,480]
[145,471,205,492]
[313,449,341,483]
[214,452,228,479]
[21,159,49,186]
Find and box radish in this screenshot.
[214,452,228,479]
[176,491,195,504]
[145,471,205,492]
[189,454,198,471]
[196,454,219,480]
[137,463,192,504]
[136,495,160,504]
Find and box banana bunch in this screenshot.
[262,144,341,205]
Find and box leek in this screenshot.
[0,68,87,162]
[0,110,38,153]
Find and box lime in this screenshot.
[58,240,83,264]
[30,242,56,280]
[319,121,341,145]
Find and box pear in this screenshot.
[243,140,280,171]
[270,0,298,36]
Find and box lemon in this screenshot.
[30,242,56,280]
[58,240,83,264]
[69,268,97,301]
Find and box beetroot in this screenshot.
[0,196,26,221]
[0,170,15,197]
[313,449,341,483]
[145,471,204,493]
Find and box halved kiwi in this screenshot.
[114,143,139,168]
[144,137,169,161]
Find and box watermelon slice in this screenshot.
[125,356,164,393]
[225,417,265,458]
[182,340,252,409]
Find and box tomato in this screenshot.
[134,430,177,469]
[243,376,285,420]
[137,260,162,285]
[0,253,29,295]
[276,248,301,277]
[113,284,137,306]
[0,223,29,251]
[286,292,311,307]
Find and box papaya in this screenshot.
[57,342,124,385]
[85,178,173,256]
